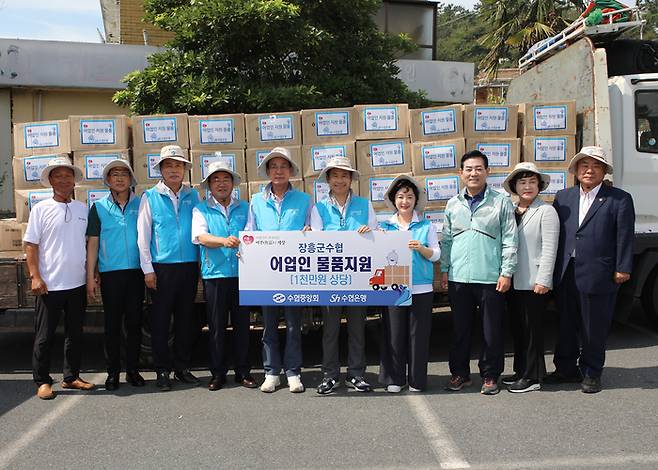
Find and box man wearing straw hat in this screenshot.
[245,147,312,393]
[23,156,96,400]
[86,158,145,391]
[545,146,635,393]
[310,156,378,395]
[192,160,256,391]
[137,145,200,391]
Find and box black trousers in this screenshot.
[149,262,199,374]
[379,292,433,390]
[553,260,617,378]
[448,282,506,379]
[509,289,547,380]
[100,269,145,375]
[32,286,87,386]
[204,277,250,378]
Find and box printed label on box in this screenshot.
[23,156,55,182]
[256,150,269,167]
[369,177,396,202]
[422,109,456,135]
[534,138,567,162]
[425,176,459,202]
[86,189,111,209]
[312,145,346,172]
[80,120,116,145]
[143,118,177,143]
[375,211,394,224]
[28,190,54,210]
[421,144,456,170]
[541,171,568,195]
[200,119,234,144]
[476,143,511,167]
[200,153,237,179]
[364,107,398,132]
[315,112,349,137]
[24,123,60,148]
[313,181,331,203]
[259,115,294,141]
[487,174,509,193]
[474,108,508,132]
[85,154,120,180]
[370,142,404,168]
[147,154,162,179]
[423,210,445,233]
[534,106,567,131]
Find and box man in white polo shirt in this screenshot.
[23,156,96,400]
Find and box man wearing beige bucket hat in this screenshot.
[23,155,96,399]
[137,144,200,391]
[85,158,145,391]
[191,161,256,391]
[546,146,635,393]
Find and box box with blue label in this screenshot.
[486,172,512,195]
[301,107,355,145]
[12,154,63,190]
[131,113,189,150]
[73,150,131,185]
[302,142,356,177]
[522,135,576,166]
[245,146,302,181]
[354,104,409,141]
[538,168,575,196]
[302,176,359,204]
[190,149,246,184]
[410,105,463,143]
[359,173,412,209]
[13,120,71,157]
[466,138,521,170]
[422,204,447,234]
[356,139,411,176]
[464,105,518,139]
[133,149,190,184]
[423,175,461,204]
[519,101,576,136]
[14,189,54,223]
[70,115,130,152]
[74,186,112,209]
[411,139,465,175]
[188,114,246,149]
[245,112,302,148]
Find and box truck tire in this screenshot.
[391,283,399,291]
[372,284,380,291]
[641,268,658,328]
[603,40,658,76]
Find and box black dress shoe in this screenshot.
[235,374,258,388]
[156,372,172,391]
[581,376,602,394]
[126,370,145,387]
[105,374,120,391]
[543,371,583,384]
[174,369,199,384]
[208,376,226,391]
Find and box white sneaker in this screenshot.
[409,386,422,392]
[260,375,280,393]
[386,385,403,393]
[288,375,305,393]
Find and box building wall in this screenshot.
[11,89,125,123]
[119,0,174,46]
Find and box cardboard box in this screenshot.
[358,173,411,209]
[519,101,577,136]
[536,166,575,197]
[522,135,576,167]
[409,105,463,142]
[72,149,131,185]
[190,149,246,184]
[466,138,521,171]
[12,155,63,190]
[248,178,303,198]
[464,105,518,139]
[374,208,395,226]
[14,189,54,223]
[354,104,409,141]
[69,115,130,151]
[132,149,190,184]
[356,139,412,176]
[245,146,302,181]
[423,175,461,205]
[74,186,111,209]
[411,139,465,175]
[0,218,26,251]
[303,177,359,204]
[245,111,302,148]
[13,120,71,157]
[131,113,189,150]
[422,203,447,234]
[487,172,512,195]
[134,184,150,198]
[302,142,356,177]
[188,114,246,149]
[301,107,355,144]
[193,182,249,202]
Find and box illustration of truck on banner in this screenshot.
[369,265,409,291]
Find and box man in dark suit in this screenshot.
[546,146,635,393]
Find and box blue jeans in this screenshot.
[261,307,302,377]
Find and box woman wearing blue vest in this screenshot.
[191,160,256,391]
[245,147,311,393]
[86,159,145,391]
[137,145,200,391]
[379,175,440,392]
[310,156,378,395]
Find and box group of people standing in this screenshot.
[23,140,634,401]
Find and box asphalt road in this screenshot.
[1,303,657,470]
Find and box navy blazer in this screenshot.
[552,183,635,294]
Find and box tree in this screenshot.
[113,0,429,114]
[435,4,489,68]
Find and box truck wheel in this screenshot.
[372,285,380,291]
[391,284,398,291]
[641,268,658,328]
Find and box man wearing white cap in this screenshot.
[245,147,312,393]
[310,156,378,394]
[546,146,635,393]
[86,159,145,391]
[23,156,95,400]
[191,161,256,391]
[137,145,200,391]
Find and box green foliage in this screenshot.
[114,0,429,114]
[435,4,489,70]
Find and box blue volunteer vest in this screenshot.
[250,188,310,231]
[145,186,199,264]
[314,194,370,231]
[196,199,249,279]
[95,195,141,273]
[381,218,434,286]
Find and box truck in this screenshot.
[369,265,410,291]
